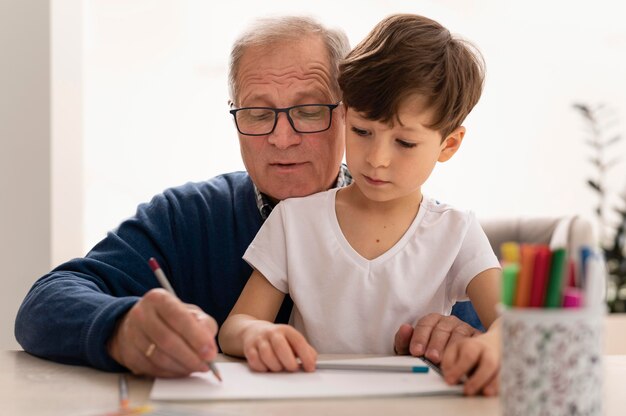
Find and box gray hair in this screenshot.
[228,16,350,106]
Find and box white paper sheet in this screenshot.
[151,357,462,401]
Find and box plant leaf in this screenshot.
[588,179,603,193]
[614,207,626,218]
[603,135,622,147]
[573,103,594,121]
[585,139,601,149]
[605,157,621,170]
[588,157,603,167]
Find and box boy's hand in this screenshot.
[440,331,500,396]
[393,314,481,363]
[242,323,317,372]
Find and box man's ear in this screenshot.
[438,126,465,162]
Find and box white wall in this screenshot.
[83,0,626,252]
[52,1,83,266]
[0,0,51,349]
[0,0,82,350]
[3,1,626,351]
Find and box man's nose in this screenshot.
[365,141,391,168]
[267,113,302,149]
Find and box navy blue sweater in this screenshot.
[15,172,293,370]
[15,171,479,371]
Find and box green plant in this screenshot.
[573,103,626,312]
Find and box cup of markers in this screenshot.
[498,243,606,416]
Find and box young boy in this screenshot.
[219,14,501,396]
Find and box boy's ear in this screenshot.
[438,126,465,162]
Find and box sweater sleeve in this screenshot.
[15,186,197,371]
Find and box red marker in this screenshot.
[528,246,551,307]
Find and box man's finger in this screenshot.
[122,330,188,377]
[446,324,480,347]
[143,340,196,375]
[420,315,472,363]
[182,307,219,361]
[393,323,414,355]
[409,320,439,357]
[143,298,210,374]
[151,293,217,366]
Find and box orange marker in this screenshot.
[514,245,537,307]
[119,374,129,410]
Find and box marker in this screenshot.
[545,248,567,308]
[119,374,129,410]
[502,263,520,307]
[563,287,584,308]
[580,245,593,288]
[148,257,222,382]
[584,251,606,308]
[529,246,551,307]
[500,242,521,264]
[514,245,536,307]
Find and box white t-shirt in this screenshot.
[243,188,500,354]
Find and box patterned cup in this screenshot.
[500,306,604,416]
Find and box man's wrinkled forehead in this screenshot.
[236,38,335,105]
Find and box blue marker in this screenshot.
[580,245,593,288]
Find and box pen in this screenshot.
[148,257,222,382]
[316,362,429,373]
[119,374,129,410]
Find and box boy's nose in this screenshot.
[366,142,391,168]
[267,113,302,149]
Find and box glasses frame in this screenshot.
[229,103,340,136]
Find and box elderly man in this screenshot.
[15,16,479,377]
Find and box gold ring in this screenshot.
[145,343,156,358]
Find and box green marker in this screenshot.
[502,263,520,307]
[545,248,567,308]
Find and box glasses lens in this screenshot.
[290,105,331,133]
[235,108,276,135]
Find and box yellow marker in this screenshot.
[500,242,520,264]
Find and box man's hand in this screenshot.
[393,313,481,364]
[242,322,317,373]
[107,289,218,377]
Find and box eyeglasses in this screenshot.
[229,103,340,136]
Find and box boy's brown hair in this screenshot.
[339,14,485,139]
